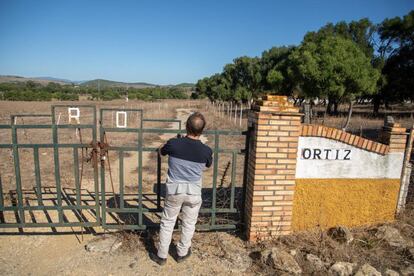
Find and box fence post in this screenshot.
[226,102,229,116]
[219,102,222,117]
[234,104,237,124]
[244,95,302,241]
[304,103,311,124]
[239,104,243,127]
[218,102,220,117]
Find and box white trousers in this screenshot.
[157,193,202,259]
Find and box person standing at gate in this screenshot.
[150,112,212,265]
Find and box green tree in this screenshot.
[303,18,376,58]
[377,10,414,110]
[266,69,284,91]
[260,46,295,94]
[195,74,231,101]
[289,35,380,127]
[45,82,62,93]
[195,77,209,95]
[232,56,262,95]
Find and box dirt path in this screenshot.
[160,108,208,143]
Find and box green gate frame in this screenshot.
[0,105,100,228]
[0,105,247,231]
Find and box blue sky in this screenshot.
[0,0,412,85]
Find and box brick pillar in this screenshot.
[378,119,409,213]
[244,95,302,241]
[380,121,408,153]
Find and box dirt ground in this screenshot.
[1,209,414,275]
[0,230,253,276]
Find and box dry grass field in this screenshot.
[309,103,414,140]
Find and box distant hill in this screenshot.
[174,83,195,88]
[34,77,75,84]
[0,75,69,85]
[81,79,156,88]
[0,75,192,88]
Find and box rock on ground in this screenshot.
[327,226,354,244]
[408,247,414,260]
[354,264,381,276]
[306,253,325,271]
[400,223,414,240]
[375,226,413,249]
[261,247,302,275]
[85,235,123,253]
[216,233,252,273]
[289,249,297,256]
[329,262,357,276]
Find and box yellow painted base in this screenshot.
[292,179,400,231]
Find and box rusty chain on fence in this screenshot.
[84,133,125,229]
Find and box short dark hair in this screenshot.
[186,112,206,136]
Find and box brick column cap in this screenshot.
[251,94,303,116]
[383,125,407,134]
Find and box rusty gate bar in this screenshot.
[33,146,43,206]
[0,174,4,223]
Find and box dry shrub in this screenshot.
[117,231,145,253]
[396,204,414,240]
[247,207,414,274]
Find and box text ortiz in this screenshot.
[300,148,351,160]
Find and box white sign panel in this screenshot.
[296,137,404,179]
[116,111,127,128]
[68,108,80,124]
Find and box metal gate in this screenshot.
[0,105,248,232]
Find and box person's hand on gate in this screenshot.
[158,144,164,156]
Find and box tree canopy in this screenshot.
[379,10,414,103]
[288,35,380,102]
